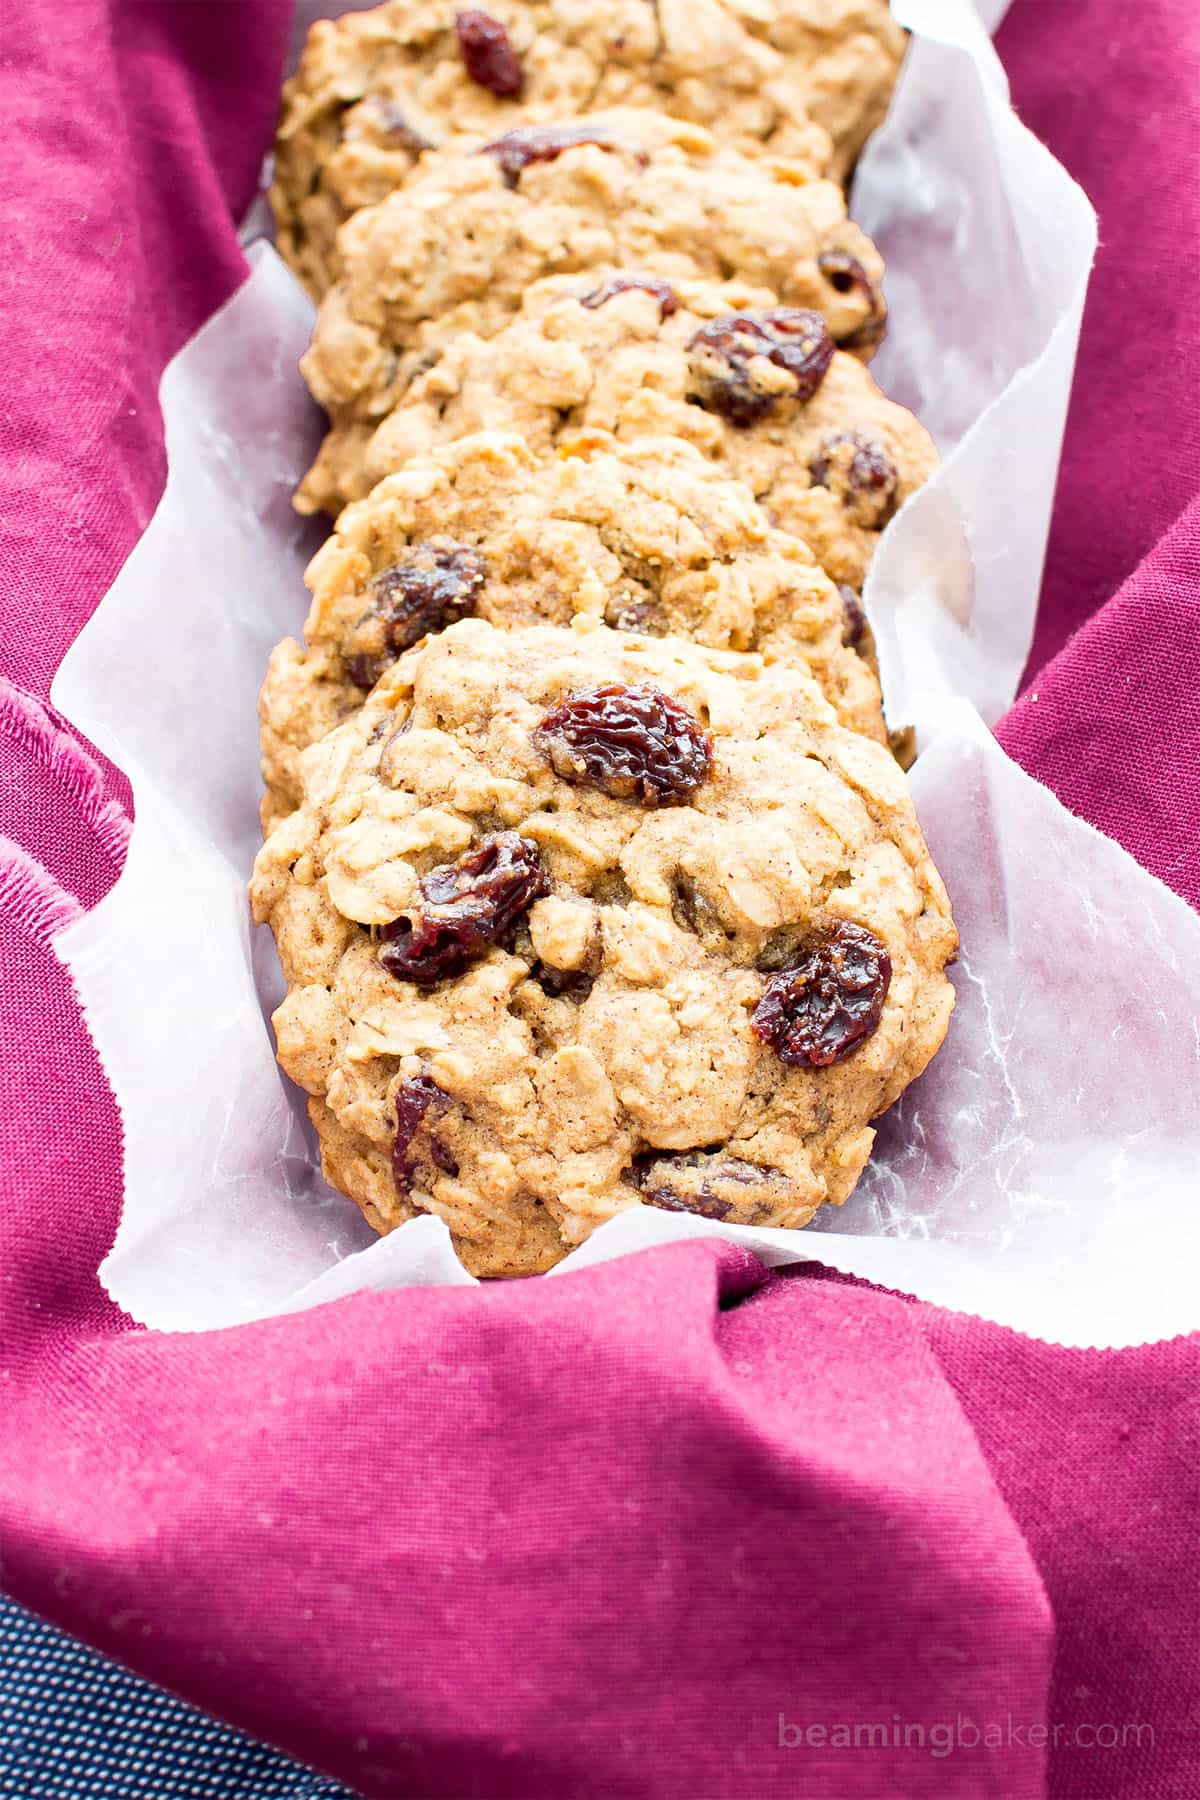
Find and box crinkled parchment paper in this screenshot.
[54,2,1200,1348]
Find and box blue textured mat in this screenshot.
[0,1595,353,1799]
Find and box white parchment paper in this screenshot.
[53,3,1200,1349]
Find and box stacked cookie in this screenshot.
[273,0,908,296]
[253,0,957,1277]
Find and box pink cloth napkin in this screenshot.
[0,2,1196,1795]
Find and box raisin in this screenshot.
[580,273,678,317]
[454,9,524,96]
[810,432,899,529]
[632,1151,783,1220]
[373,546,486,651]
[686,309,834,427]
[356,96,435,154]
[752,922,891,1068]
[603,595,669,636]
[345,654,382,693]
[529,962,596,1002]
[393,1076,456,1194]
[379,832,549,987]
[343,545,487,688]
[537,684,712,806]
[838,585,869,651]
[481,122,632,187]
[817,249,887,351]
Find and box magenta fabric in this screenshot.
[0,2,1197,1797]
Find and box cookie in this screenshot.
[301,273,929,600]
[250,617,956,1277]
[260,429,887,822]
[297,109,886,496]
[272,0,903,297]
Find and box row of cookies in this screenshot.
[263,102,936,817]
[253,1,957,1275]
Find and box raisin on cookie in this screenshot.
[260,429,887,825]
[302,273,926,600]
[272,0,903,297]
[250,618,956,1277]
[297,109,886,505]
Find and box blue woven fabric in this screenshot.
[0,1596,354,1799]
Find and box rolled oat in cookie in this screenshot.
[295,108,886,511]
[272,0,903,297]
[260,428,887,824]
[306,273,929,597]
[250,618,956,1277]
